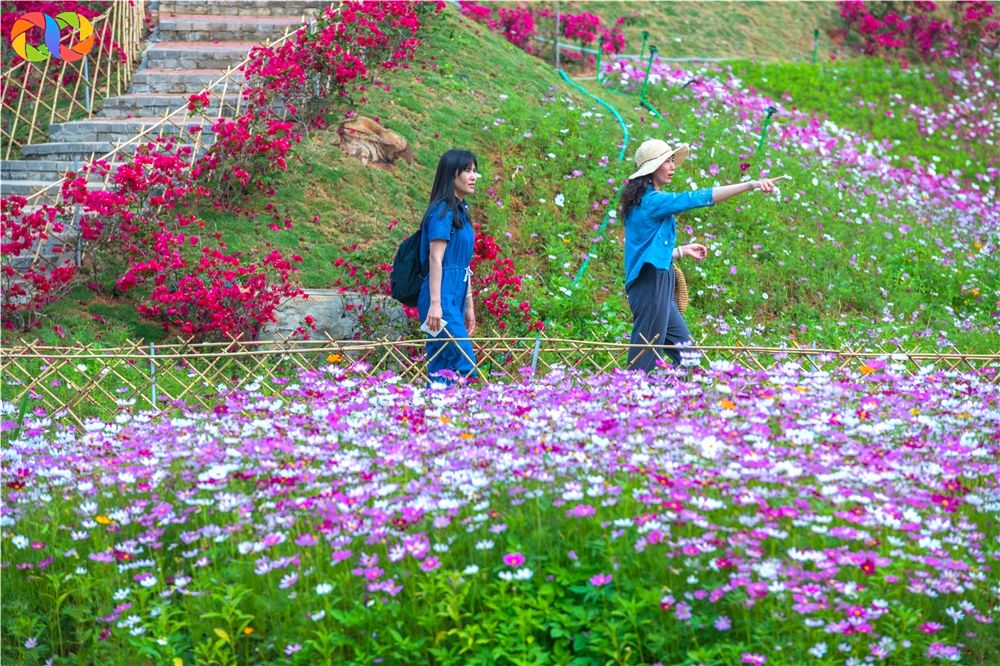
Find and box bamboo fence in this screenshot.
[1,1,148,160]
[1,336,997,429]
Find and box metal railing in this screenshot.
[1,1,148,160]
[2,336,997,429]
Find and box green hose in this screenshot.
[557,69,629,162]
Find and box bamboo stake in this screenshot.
[6,64,33,159]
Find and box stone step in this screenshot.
[1,159,123,183]
[48,117,216,143]
[157,14,304,42]
[1,179,105,203]
[21,138,206,164]
[158,0,331,18]
[144,40,263,69]
[129,68,230,94]
[20,142,118,162]
[97,92,243,118]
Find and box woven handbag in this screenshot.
[673,265,689,313]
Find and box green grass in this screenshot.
[728,58,987,176]
[472,1,839,62]
[588,0,838,61]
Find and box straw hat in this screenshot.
[628,139,689,180]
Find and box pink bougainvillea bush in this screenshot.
[457,0,627,66]
[835,0,999,64]
[0,1,441,338]
[1,360,997,662]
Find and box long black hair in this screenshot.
[619,173,654,221]
[425,149,477,230]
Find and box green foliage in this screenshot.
[728,58,986,176]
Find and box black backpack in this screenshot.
[389,219,427,307]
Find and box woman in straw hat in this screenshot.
[621,139,784,372]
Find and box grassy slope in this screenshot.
[586,0,839,61]
[18,2,996,352]
[26,9,594,346]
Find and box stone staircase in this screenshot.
[1,0,330,203]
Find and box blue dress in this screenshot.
[417,199,478,381]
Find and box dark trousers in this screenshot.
[626,263,692,372]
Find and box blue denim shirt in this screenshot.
[623,185,714,289]
[420,198,472,269]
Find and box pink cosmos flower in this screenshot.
[503,552,525,567]
[295,533,317,547]
[589,573,613,587]
[566,504,596,518]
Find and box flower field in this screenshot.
[3,2,999,664]
[3,360,998,664]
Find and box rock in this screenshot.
[260,288,410,342]
[334,116,414,166]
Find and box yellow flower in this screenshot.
[860,364,876,375]
[459,433,475,440]
[243,627,254,635]
[326,354,342,363]
[95,515,112,525]
[719,399,736,409]
[440,416,451,424]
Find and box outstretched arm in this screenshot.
[712,176,786,204]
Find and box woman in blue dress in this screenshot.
[621,139,785,372]
[418,149,480,383]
